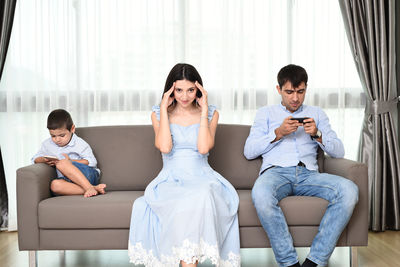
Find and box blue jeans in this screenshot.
[56,161,100,186]
[252,166,358,267]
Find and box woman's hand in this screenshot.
[195,81,208,112]
[160,82,175,110]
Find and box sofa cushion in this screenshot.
[39,189,329,229]
[38,191,142,229]
[238,190,329,226]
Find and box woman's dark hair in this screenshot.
[47,109,74,131]
[277,64,308,88]
[163,63,203,108]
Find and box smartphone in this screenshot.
[290,117,309,124]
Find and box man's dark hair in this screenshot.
[277,64,308,88]
[47,109,74,131]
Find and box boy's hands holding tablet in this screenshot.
[43,155,59,166]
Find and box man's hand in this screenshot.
[303,117,322,142]
[273,116,302,142]
[303,118,317,136]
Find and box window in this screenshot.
[0,0,363,230]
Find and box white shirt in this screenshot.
[32,133,99,177]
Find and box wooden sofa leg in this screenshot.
[29,251,37,267]
[350,247,358,267]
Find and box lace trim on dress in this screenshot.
[128,239,240,267]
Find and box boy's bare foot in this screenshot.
[84,187,98,198]
[94,184,107,194]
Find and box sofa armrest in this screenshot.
[323,156,368,246]
[17,164,55,250]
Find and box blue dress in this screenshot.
[128,105,240,267]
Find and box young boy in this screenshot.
[32,109,106,198]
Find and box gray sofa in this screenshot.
[17,125,368,267]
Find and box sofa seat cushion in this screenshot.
[238,190,329,226]
[38,191,143,229]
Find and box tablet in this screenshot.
[44,155,59,161]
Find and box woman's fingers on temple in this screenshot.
[196,82,208,98]
[195,81,203,90]
[169,82,175,92]
[164,83,175,97]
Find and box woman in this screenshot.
[128,63,240,267]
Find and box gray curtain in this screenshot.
[0,0,17,229]
[339,0,400,231]
[0,148,7,229]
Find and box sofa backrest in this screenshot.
[76,125,162,191]
[76,124,324,191]
[209,124,261,189]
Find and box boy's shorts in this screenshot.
[55,161,100,186]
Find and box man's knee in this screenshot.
[339,179,359,207]
[251,181,277,212]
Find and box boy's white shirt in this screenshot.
[32,133,100,178]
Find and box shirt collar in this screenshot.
[279,102,305,114]
[66,133,77,147]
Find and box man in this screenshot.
[244,64,358,267]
